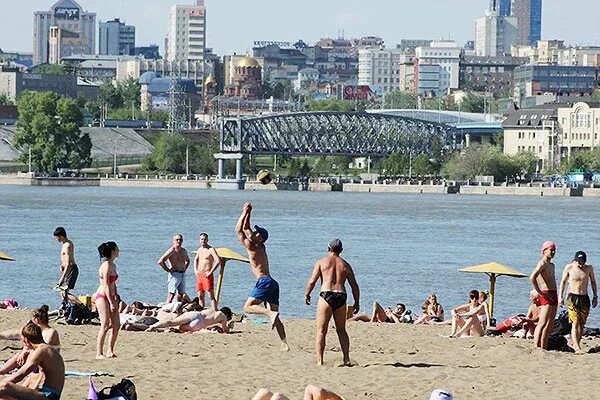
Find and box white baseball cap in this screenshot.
[430,389,453,400]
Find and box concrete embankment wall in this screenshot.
[459,186,580,197]
[343,183,455,194]
[0,176,32,185]
[100,179,210,189]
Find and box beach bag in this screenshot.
[552,310,571,336]
[63,301,95,325]
[546,334,573,352]
[97,379,137,400]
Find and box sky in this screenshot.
[1,0,599,55]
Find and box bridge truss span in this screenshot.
[220,112,457,157]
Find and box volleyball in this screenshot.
[257,169,272,185]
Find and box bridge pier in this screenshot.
[213,153,245,190]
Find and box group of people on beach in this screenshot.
[3,207,596,399]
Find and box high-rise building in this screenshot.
[33,0,96,65]
[165,0,206,64]
[99,19,135,56]
[414,41,461,96]
[475,2,518,57]
[511,0,542,47]
[498,0,512,16]
[358,47,403,94]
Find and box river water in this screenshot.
[1,185,600,326]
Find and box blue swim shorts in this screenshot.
[250,277,279,306]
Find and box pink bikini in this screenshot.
[95,273,119,301]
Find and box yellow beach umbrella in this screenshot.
[214,248,249,306]
[459,262,527,319]
[0,251,15,261]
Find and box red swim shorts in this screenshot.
[196,273,214,292]
[539,290,558,306]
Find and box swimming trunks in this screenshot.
[249,276,280,305]
[63,264,78,290]
[319,291,348,310]
[196,273,214,292]
[38,385,61,400]
[539,290,558,306]
[187,311,206,331]
[567,293,590,324]
[167,271,186,294]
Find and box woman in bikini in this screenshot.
[95,241,120,359]
[414,293,445,324]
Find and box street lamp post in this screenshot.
[113,138,117,177]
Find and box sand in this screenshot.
[1,309,600,399]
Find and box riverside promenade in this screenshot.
[2,173,600,197]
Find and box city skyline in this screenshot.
[1,0,599,55]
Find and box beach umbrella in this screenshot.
[458,262,527,319]
[0,251,15,261]
[214,248,249,306]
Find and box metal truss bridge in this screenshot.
[219,112,457,157]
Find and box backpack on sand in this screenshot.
[89,377,137,400]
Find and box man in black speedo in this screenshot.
[304,239,360,366]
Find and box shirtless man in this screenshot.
[558,251,598,353]
[146,306,233,333]
[53,227,78,302]
[529,240,558,350]
[0,323,65,400]
[305,239,360,366]
[194,233,222,309]
[236,202,289,351]
[158,234,190,303]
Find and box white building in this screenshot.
[165,0,206,64]
[414,41,461,95]
[475,7,518,57]
[358,47,403,94]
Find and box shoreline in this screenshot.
[1,174,598,197]
[2,309,600,399]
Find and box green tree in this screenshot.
[384,90,417,109]
[382,153,409,176]
[412,153,437,176]
[30,64,67,75]
[143,132,218,175]
[118,76,141,108]
[441,144,521,182]
[458,94,485,113]
[13,91,92,172]
[98,81,123,109]
[0,93,13,105]
[304,99,361,112]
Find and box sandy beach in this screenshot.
[2,309,600,399]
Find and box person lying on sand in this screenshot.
[252,384,344,400]
[145,307,233,333]
[349,302,411,323]
[121,300,203,331]
[448,290,486,338]
[414,293,444,324]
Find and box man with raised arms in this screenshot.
[558,250,598,353]
[305,239,360,366]
[0,323,65,400]
[529,240,558,350]
[236,202,289,351]
[194,233,222,309]
[158,234,190,303]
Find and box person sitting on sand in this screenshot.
[0,305,60,376]
[252,384,344,400]
[476,291,491,330]
[414,293,444,324]
[448,290,485,338]
[523,290,542,338]
[145,306,233,333]
[0,322,65,400]
[349,302,411,323]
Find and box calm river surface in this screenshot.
[2,186,600,326]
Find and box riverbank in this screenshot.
[2,174,599,197]
[1,309,599,399]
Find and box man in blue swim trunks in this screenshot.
[236,202,289,352]
[0,323,64,399]
[305,239,360,366]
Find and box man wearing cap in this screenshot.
[305,239,360,366]
[529,240,558,349]
[236,202,289,352]
[558,251,598,353]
